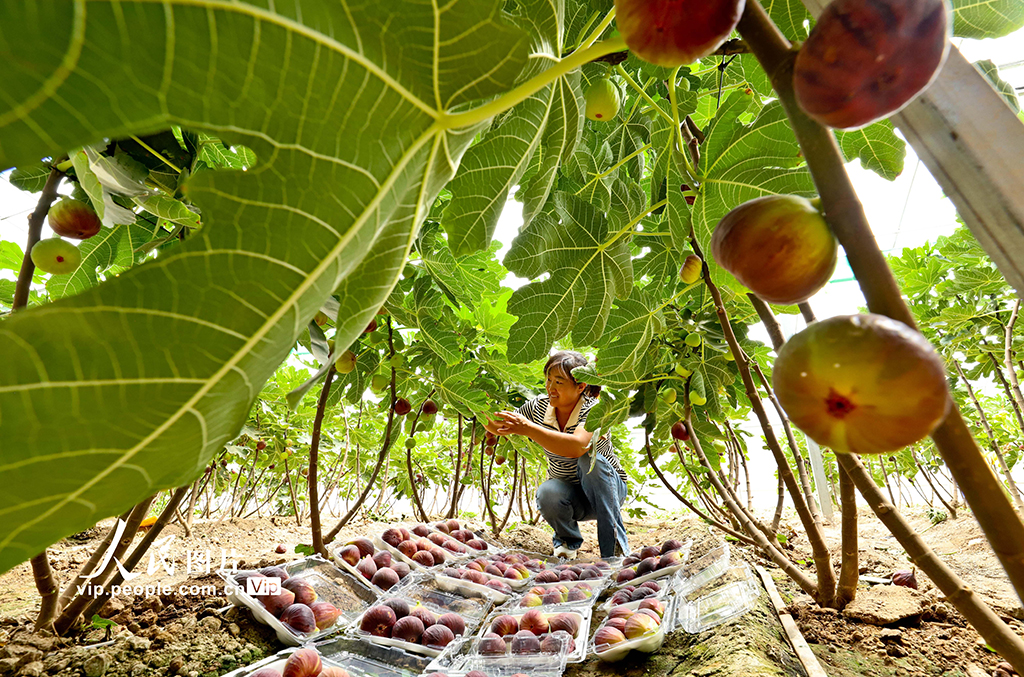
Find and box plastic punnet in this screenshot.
[673,543,730,596]
[611,539,693,589]
[674,562,760,633]
[590,597,675,662]
[218,555,377,646]
[347,590,488,657]
[477,605,592,663]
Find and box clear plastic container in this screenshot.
[331,547,419,596]
[434,570,514,604]
[219,646,406,677]
[346,589,490,657]
[673,543,730,597]
[459,629,571,676]
[610,539,693,590]
[674,562,760,634]
[477,605,592,663]
[218,555,377,646]
[315,635,436,675]
[599,576,671,613]
[506,578,607,610]
[590,596,675,662]
[409,520,499,555]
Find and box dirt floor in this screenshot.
[0,507,1021,676]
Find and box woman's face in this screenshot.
[546,366,584,408]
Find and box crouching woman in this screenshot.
[485,351,629,559]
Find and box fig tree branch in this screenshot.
[309,365,337,558]
[835,464,858,609]
[738,0,1024,602]
[14,156,66,311]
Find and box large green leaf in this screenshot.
[835,120,906,181]
[951,0,1024,38]
[0,0,532,573]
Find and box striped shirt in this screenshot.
[515,395,628,485]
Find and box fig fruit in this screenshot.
[671,421,689,441]
[467,538,489,551]
[47,199,101,239]
[639,597,666,617]
[478,632,507,655]
[282,578,318,606]
[510,630,541,654]
[794,0,950,130]
[657,550,682,569]
[636,556,658,575]
[548,612,580,636]
[490,614,519,636]
[605,616,629,633]
[412,550,435,567]
[660,387,677,404]
[280,603,317,634]
[356,557,377,581]
[392,615,425,643]
[318,669,351,677]
[256,588,295,617]
[248,669,282,677]
[310,601,342,630]
[614,0,745,67]
[640,580,661,592]
[615,568,635,583]
[372,551,392,569]
[680,254,702,284]
[370,374,390,393]
[394,398,412,416]
[536,569,559,583]
[520,609,549,636]
[542,589,565,605]
[339,544,361,566]
[282,648,321,677]
[348,538,375,559]
[364,319,378,334]
[594,625,627,649]
[381,528,403,547]
[711,195,837,305]
[436,613,466,636]
[685,332,702,347]
[335,350,357,374]
[495,455,506,466]
[485,579,513,594]
[260,565,289,580]
[383,598,410,618]
[30,238,81,275]
[275,544,287,554]
[892,569,919,590]
[360,605,397,637]
[624,612,659,638]
[567,587,588,602]
[661,539,684,554]
[608,605,634,620]
[630,586,655,601]
[392,561,411,579]
[409,605,437,627]
[421,399,438,415]
[422,623,455,649]
[585,78,620,121]
[371,567,400,590]
[412,525,431,537]
[519,592,543,607]
[773,314,950,454]
[397,539,418,558]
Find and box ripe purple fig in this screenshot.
[510,630,541,655]
[47,199,101,240]
[661,539,684,554]
[485,579,512,594]
[478,632,507,655]
[249,669,283,677]
[256,588,295,617]
[347,538,375,559]
[392,615,425,643]
[567,587,588,602]
[409,605,437,628]
[794,0,950,130]
[382,598,410,619]
[339,544,361,566]
[392,561,411,580]
[372,551,392,569]
[548,612,580,636]
[467,539,489,551]
[360,605,397,637]
[490,614,519,636]
[630,586,655,601]
[594,626,627,649]
[309,601,342,630]
[639,598,666,618]
[412,524,432,537]
[608,605,634,620]
[259,565,289,580]
[657,550,682,570]
[639,545,661,559]
[421,400,438,415]
[892,569,919,590]
[371,567,400,590]
[615,568,635,583]
[641,580,661,592]
[282,578,317,606]
[519,609,549,636]
[436,613,466,637]
[282,648,321,677]
[381,528,404,547]
[635,557,658,576]
[422,623,455,649]
[394,398,412,416]
[614,0,745,67]
[355,557,377,581]
[606,616,628,633]
[280,603,317,635]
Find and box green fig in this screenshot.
[585,79,621,121]
[30,238,82,274]
[335,350,357,374]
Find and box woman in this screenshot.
[486,351,629,559]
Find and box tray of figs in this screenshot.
[374,528,472,572]
[423,518,498,554]
[601,577,668,612]
[590,597,674,663]
[510,579,605,610]
[535,560,610,583]
[477,606,592,664]
[314,635,439,676]
[611,538,692,588]
[219,555,377,646]
[332,537,417,594]
[348,593,488,658]
[223,646,418,677]
[442,551,556,594]
[457,628,573,677]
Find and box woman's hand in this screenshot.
[494,410,532,437]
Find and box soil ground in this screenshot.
[0,507,1021,677]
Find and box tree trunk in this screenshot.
[835,465,858,609]
[32,550,60,632]
[309,366,336,558]
[447,414,464,519]
[911,447,957,518]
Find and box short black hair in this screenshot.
[543,350,601,397]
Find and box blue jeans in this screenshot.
[536,451,629,558]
